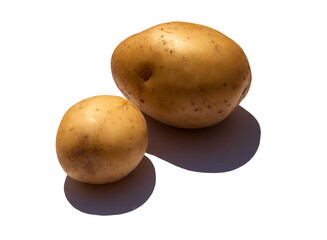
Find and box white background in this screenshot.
[1,0,326,239]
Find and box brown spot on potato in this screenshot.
[232,85,238,89]
[218,110,223,114]
[92,147,103,153]
[140,99,145,103]
[223,83,227,87]
[121,100,128,109]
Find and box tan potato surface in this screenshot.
[111,21,251,128]
[56,95,148,184]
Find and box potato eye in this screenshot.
[136,64,153,81]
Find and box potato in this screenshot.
[111,21,251,128]
[56,95,148,184]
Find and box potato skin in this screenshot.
[56,95,148,184]
[111,21,251,128]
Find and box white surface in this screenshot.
[1,0,326,239]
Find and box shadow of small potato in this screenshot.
[64,156,155,215]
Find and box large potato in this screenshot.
[111,21,251,128]
[56,95,148,184]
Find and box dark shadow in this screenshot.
[145,106,261,173]
[64,156,155,215]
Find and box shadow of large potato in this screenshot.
[64,156,155,215]
[145,106,261,172]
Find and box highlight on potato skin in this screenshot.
[56,95,148,184]
[111,21,251,129]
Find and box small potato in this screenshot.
[111,21,251,128]
[56,95,148,184]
